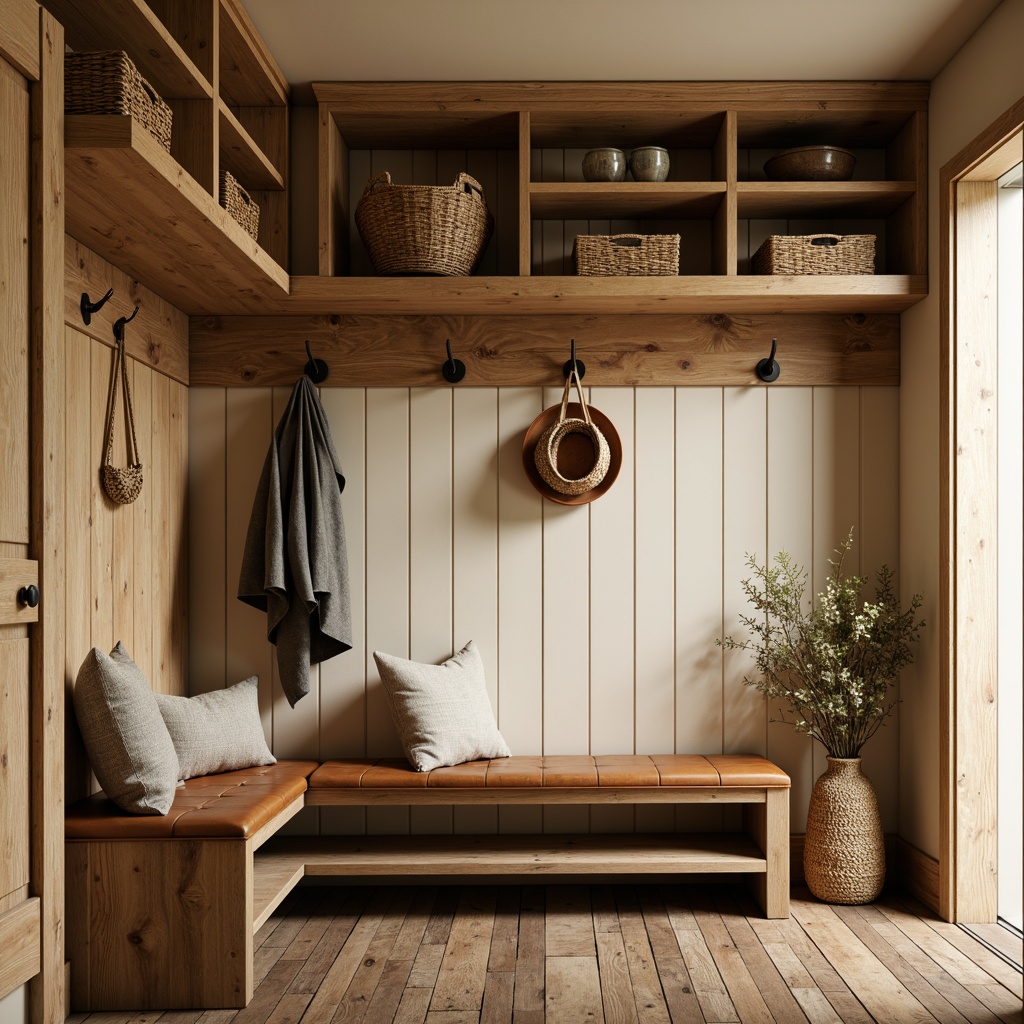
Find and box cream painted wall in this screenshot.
[189,383,901,837]
[899,0,1024,859]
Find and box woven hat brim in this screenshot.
[521,402,622,505]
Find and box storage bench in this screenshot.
[65,753,789,1010]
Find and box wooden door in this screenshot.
[0,36,42,1002]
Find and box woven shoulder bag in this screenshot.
[534,370,611,496]
[101,329,143,505]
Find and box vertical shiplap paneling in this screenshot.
[319,388,368,836]
[540,150,565,275]
[90,340,114,654]
[111,359,135,665]
[676,387,724,832]
[541,384,590,833]
[496,387,544,834]
[224,389,276,737]
[722,387,768,757]
[170,380,189,693]
[634,388,677,833]
[188,388,226,695]
[766,388,815,832]
[410,386,454,836]
[588,387,635,834]
[65,327,93,803]
[151,372,173,690]
[858,386,901,832]
[132,363,154,687]
[453,388,500,834]
[269,385,321,765]
[365,387,411,834]
[466,151,498,277]
[811,387,862,786]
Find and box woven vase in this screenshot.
[804,757,885,904]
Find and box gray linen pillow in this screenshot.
[155,676,275,780]
[373,640,510,772]
[73,642,180,815]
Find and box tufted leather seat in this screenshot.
[65,760,319,840]
[307,754,790,790]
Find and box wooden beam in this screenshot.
[189,311,900,388]
[0,898,41,1001]
[0,0,40,81]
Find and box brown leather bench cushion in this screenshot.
[308,754,790,790]
[65,760,318,840]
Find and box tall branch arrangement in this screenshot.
[718,532,925,759]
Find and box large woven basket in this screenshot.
[219,169,260,241]
[752,233,875,275]
[355,171,494,276]
[65,50,172,152]
[574,233,680,276]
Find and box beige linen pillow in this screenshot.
[373,640,510,772]
[73,642,180,815]
[156,676,275,780]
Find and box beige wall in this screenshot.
[899,0,1024,858]
[190,383,900,837]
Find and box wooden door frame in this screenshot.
[0,0,65,1019]
[940,96,1024,923]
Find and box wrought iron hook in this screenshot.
[81,288,114,326]
[304,339,329,383]
[562,338,586,380]
[441,339,466,384]
[112,305,140,342]
[756,337,780,383]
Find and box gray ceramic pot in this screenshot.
[582,148,626,182]
[629,146,670,182]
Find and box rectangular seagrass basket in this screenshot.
[219,169,260,241]
[573,233,680,276]
[65,50,173,152]
[751,233,876,275]
[355,171,494,276]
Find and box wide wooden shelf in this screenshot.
[219,0,288,107]
[218,101,284,190]
[45,0,211,99]
[736,181,918,218]
[530,182,727,219]
[270,273,926,316]
[65,115,289,315]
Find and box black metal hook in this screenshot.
[81,288,114,326]
[304,339,329,383]
[756,337,780,383]
[562,338,586,380]
[112,305,140,342]
[441,339,466,384]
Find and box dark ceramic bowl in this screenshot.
[763,145,856,181]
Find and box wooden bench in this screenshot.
[65,753,789,1010]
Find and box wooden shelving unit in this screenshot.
[46,0,289,314]
[313,81,928,316]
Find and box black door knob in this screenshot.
[17,584,40,608]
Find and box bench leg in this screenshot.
[745,788,790,918]
[66,838,252,1009]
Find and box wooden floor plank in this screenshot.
[595,931,639,1024]
[262,993,310,1024]
[407,945,446,990]
[393,988,432,1024]
[480,971,515,1024]
[674,917,740,1023]
[513,886,546,1024]
[362,959,415,1024]
[615,887,672,1024]
[545,957,604,1023]
[230,961,302,1024]
[278,888,346,962]
[546,885,597,957]
[287,889,367,994]
[488,887,521,972]
[960,924,1023,967]
[431,886,498,1011]
[790,896,939,1024]
[391,888,441,962]
[423,887,461,946]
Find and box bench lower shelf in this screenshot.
[253,833,768,930]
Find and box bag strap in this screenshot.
[104,331,140,469]
[558,368,593,425]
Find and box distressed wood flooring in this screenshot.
[67,884,1023,1024]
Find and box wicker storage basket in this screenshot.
[219,169,260,240]
[573,233,680,276]
[64,50,172,152]
[355,171,494,276]
[752,233,875,275]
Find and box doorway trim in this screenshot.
[940,95,1024,923]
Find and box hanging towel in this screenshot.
[238,376,352,706]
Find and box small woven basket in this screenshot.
[65,50,172,152]
[573,234,680,276]
[751,233,875,275]
[355,171,494,276]
[219,169,260,240]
